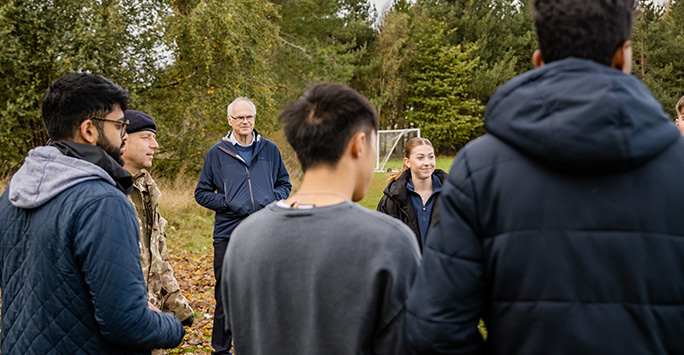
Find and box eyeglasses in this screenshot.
[230,115,255,122]
[90,117,130,137]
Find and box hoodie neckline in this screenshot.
[485,58,679,174]
[50,141,133,194]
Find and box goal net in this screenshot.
[376,128,421,172]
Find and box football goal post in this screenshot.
[376,128,421,172]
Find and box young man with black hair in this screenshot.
[0,73,185,354]
[406,0,684,353]
[221,83,421,355]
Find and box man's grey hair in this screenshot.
[227,97,257,118]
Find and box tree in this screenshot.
[268,0,376,101]
[406,12,485,153]
[362,7,412,129]
[0,0,169,175]
[136,0,281,175]
[632,0,684,118]
[416,0,536,102]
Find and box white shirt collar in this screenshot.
[228,131,255,147]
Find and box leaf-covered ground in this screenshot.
[168,247,223,354]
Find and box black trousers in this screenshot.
[212,238,232,354]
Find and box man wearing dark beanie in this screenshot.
[122,110,195,355]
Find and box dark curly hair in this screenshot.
[533,0,635,65]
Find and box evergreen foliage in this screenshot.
[270,0,376,102]
[0,0,683,176]
[144,0,280,175]
[0,0,167,175]
[405,12,485,153]
[632,0,684,118]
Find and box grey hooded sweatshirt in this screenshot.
[0,145,185,354]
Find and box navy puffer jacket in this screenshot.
[405,58,684,354]
[0,146,185,354]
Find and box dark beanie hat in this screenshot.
[125,110,157,134]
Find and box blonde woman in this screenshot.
[377,137,447,251]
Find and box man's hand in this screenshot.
[148,301,161,312]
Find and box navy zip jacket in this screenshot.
[195,130,291,239]
[405,58,684,354]
[0,145,185,354]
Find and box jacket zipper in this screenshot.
[245,166,255,211]
[217,144,257,212]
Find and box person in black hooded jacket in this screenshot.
[405,0,684,354]
[377,137,447,251]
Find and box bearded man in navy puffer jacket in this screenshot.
[0,73,185,354]
[405,0,684,354]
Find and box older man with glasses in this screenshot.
[195,97,291,355]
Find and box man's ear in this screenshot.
[532,49,545,68]
[77,119,98,145]
[611,40,632,73]
[349,131,367,159]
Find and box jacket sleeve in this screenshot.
[158,215,194,321]
[74,192,185,350]
[404,151,485,354]
[377,194,391,214]
[377,193,403,223]
[272,147,292,200]
[195,147,229,212]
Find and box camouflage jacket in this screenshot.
[129,170,193,326]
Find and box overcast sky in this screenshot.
[370,0,391,14]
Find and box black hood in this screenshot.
[485,58,679,173]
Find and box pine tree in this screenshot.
[268,0,376,101]
[632,0,684,118]
[406,12,485,153]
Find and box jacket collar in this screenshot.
[50,141,133,195]
[384,169,448,206]
[225,130,257,147]
[219,129,266,162]
[223,129,261,146]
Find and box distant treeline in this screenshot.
[0,0,681,177]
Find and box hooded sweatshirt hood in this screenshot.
[9,145,118,209]
[485,58,679,173]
